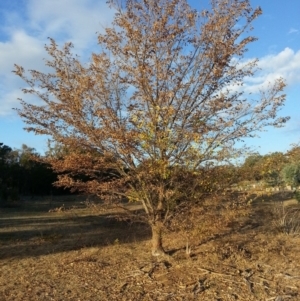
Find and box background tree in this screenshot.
[286,146,300,164]
[14,0,288,255]
[240,152,288,186]
[0,142,62,205]
[259,152,287,186]
[240,153,263,182]
[0,143,13,202]
[280,145,300,190]
[281,163,300,188]
[15,144,58,196]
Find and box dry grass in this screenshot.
[272,201,300,235]
[0,194,300,301]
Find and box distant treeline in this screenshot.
[0,142,71,203]
[1,141,300,205]
[239,147,300,188]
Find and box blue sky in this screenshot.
[0,0,299,155]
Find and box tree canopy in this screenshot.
[14,0,288,255]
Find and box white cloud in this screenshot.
[288,28,299,35]
[0,0,115,117]
[0,30,52,117]
[27,0,115,50]
[0,1,300,118]
[0,30,44,72]
[0,31,41,115]
[244,48,300,93]
[0,88,23,117]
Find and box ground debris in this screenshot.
[0,197,300,300]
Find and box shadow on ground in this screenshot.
[1,192,297,260]
[0,197,150,260]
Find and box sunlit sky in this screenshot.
[0,0,299,155]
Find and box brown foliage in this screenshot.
[14,0,288,254]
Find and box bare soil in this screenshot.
[0,194,299,301]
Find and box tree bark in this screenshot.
[151,221,165,256]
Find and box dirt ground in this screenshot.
[0,194,300,301]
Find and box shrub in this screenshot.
[273,203,300,235]
[281,163,300,187]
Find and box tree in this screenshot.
[241,152,288,186]
[14,0,288,255]
[0,143,12,202]
[15,144,52,196]
[286,146,300,164]
[240,153,263,182]
[281,163,300,188]
[261,152,288,186]
[0,142,61,202]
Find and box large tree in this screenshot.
[15,0,288,255]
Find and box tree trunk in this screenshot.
[151,221,165,256]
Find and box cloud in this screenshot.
[243,48,300,93]
[0,30,47,116]
[0,1,300,118]
[27,0,115,50]
[0,88,24,117]
[288,28,299,35]
[0,0,115,117]
[0,30,44,72]
[0,29,53,117]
